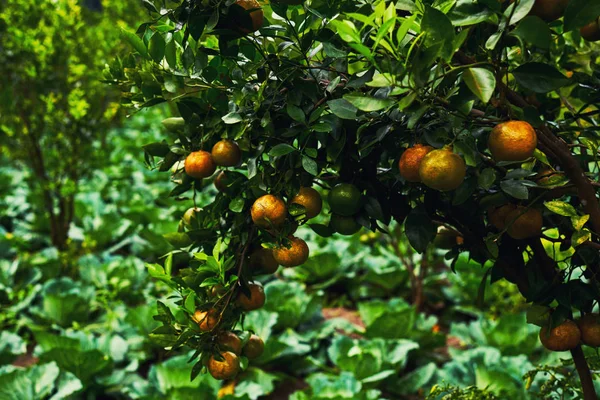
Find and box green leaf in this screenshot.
[500,180,529,199]
[229,197,245,213]
[404,206,436,253]
[478,168,497,189]
[120,29,149,59]
[462,68,496,103]
[148,32,166,62]
[421,6,456,61]
[343,95,394,112]
[571,214,590,231]
[328,99,358,119]
[308,223,334,237]
[222,112,243,124]
[544,200,578,217]
[511,16,551,49]
[449,0,494,26]
[302,156,318,176]
[513,63,570,94]
[564,0,600,32]
[287,104,305,123]
[329,20,361,43]
[572,229,591,247]
[269,144,296,157]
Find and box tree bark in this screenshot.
[571,345,598,400]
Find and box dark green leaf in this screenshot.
[564,0,600,32]
[269,144,296,157]
[513,63,570,94]
[404,206,436,253]
[327,99,358,120]
[462,68,496,103]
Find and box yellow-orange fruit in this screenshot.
[248,248,279,274]
[488,204,517,230]
[182,207,202,226]
[488,121,537,162]
[236,281,265,311]
[398,144,433,182]
[243,334,264,359]
[185,150,216,179]
[578,313,600,347]
[272,236,309,267]
[234,0,264,33]
[208,351,240,380]
[539,320,581,351]
[193,308,219,332]
[581,18,600,42]
[419,148,467,191]
[211,140,241,167]
[505,206,543,239]
[214,171,230,192]
[529,0,569,22]
[251,195,287,228]
[217,331,243,354]
[290,187,323,219]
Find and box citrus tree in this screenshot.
[0,0,142,252]
[108,0,600,396]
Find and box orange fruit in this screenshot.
[488,121,537,162]
[248,248,279,274]
[290,187,323,220]
[212,140,241,167]
[328,183,362,216]
[251,194,287,228]
[433,227,463,249]
[182,207,202,226]
[232,0,264,33]
[214,171,231,192]
[419,148,467,191]
[208,351,240,380]
[218,381,236,398]
[185,150,216,179]
[217,331,243,354]
[505,206,543,239]
[488,204,517,230]
[329,214,361,236]
[578,314,600,347]
[208,284,227,299]
[243,334,264,359]
[540,320,581,351]
[581,18,600,42]
[193,308,219,332]
[529,0,569,22]
[272,236,309,267]
[398,144,433,182]
[236,281,265,311]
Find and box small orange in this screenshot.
[185,150,216,179]
[217,331,243,354]
[581,18,600,42]
[272,236,309,267]
[251,195,287,228]
[433,226,463,249]
[488,204,517,230]
[578,313,600,347]
[243,334,265,359]
[182,207,202,226]
[398,144,433,182]
[505,206,543,239]
[529,0,569,22]
[539,320,581,351]
[214,171,230,192]
[208,351,240,380]
[419,148,467,191]
[488,121,537,162]
[193,308,219,332]
[236,281,266,311]
[290,187,323,220]
[212,140,242,167]
[248,247,279,274]
[233,0,264,33]
[208,284,227,299]
[329,214,361,236]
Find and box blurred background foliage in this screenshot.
[0,0,599,399]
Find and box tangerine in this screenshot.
[328,183,362,216]
[539,320,581,351]
[398,144,433,182]
[248,247,279,275]
[217,331,243,354]
[529,0,569,22]
[581,18,600,42]
[236,281,266,311]
[214,171,231,192]
[488,121,537,162]
[207,351,240,380]
[251,194,287,228]
[243,334,264,359]
[212,139,241,167]
[578,313,600,347]
[290,187,323,220]
[505,206,543,239]
[488,204,517,230]
[193,308,219,332]
[232,0,263,33]
[272,236,309,267]
[185,150,216,179]
[419,148,466,191]
[329,214,361,236]
[183,207,202,226]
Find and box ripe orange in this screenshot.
[182,207,202,226]
[233,0,264,33]
[248,247,279,274]
[419,148,466,191]
[488,204,517,230]
[214,171,231,192]
[251,195,287,228]
[243,334,264,359]
[433,227,464,249]
[185,150,216,179]
[208,284,227,299]
[578,314,600,347]
[581,18,600,42]
[328,183,362,216]
[329,214,361,236]
[208,351,240,380]
[539,320,581,351]
[488,121,537,162]
[272,236,309,267]
[505,206,543,239]
[211,140,241,167]
[217,331,243,354]
[398,144,433,182]
[290,187,323,220]
[529,0,569,22]
[236,281,266,311]
[193,308,219,332]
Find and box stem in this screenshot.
[570,345,597,400]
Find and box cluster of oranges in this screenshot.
[539,314,600,352]
[527,0,600,42]
[227,0,304,35]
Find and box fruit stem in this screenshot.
[570,344,598,400]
